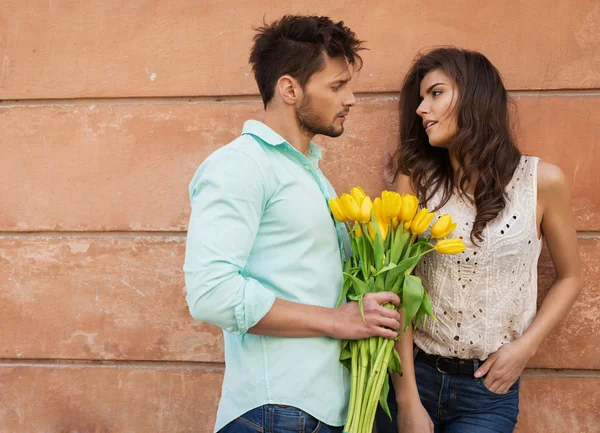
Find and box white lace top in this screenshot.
[413,156,543,360]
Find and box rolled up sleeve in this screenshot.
[183,148,276,334]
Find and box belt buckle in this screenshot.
[435,357,448,374]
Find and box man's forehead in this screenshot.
[322,55,354,80]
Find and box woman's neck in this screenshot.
[450,154,478,195]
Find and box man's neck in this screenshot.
[262,110,313,156]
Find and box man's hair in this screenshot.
[249,15,365,108]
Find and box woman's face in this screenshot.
[416,69,459,148]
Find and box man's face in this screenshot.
[296,55,356,138]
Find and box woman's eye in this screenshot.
[432,90,442,97]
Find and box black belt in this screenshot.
[415,350,481,376]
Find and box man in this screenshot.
[184,15,401,433]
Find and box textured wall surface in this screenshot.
[1,1,598,432]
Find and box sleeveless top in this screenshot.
[413,156,543,360]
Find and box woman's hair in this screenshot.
[394,47,521,244]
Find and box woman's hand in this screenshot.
[474,338,534,394]
[383,151,396,190]
[397,398,434,433]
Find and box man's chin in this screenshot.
[323,125,344,138]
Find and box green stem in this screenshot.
[344,341,358,432]
[361,339,395,432]
[350,341,369,432]
[357,336,388,430]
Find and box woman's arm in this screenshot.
[474,161,583,393]
[390,172,434,433]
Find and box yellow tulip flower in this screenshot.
[435,238,466,254]
[340,193,361,221]
[350,186,366,207]
[430,214,458,238]
[368,221,389,241]
[328,198,347,222]
[372,197,389,224]
[358,196,373,223]
[354,225,363,238]
[410,208,435,235]
[382,191,402,221]
[392,216,399,229]
[399,194,419,222]
[403,219,412,230]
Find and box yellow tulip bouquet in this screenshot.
[328,187,465,433]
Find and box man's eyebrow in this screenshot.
[329,78,351,85]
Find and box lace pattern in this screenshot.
[413,156,543,359]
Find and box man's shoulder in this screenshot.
[188,134,273,200]
[205,134,269,169]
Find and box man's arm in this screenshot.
[184,147,401,339]
[250,294,401,340]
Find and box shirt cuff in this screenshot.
[231,278,277,335]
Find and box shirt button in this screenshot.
[304,165,310,170]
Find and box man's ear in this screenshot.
[276,75,303,105]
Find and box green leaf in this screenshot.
[371,209,385,270]
[373,262,397,277]
[373,273,385,292]
[373,233,384,271]
[384,254,420,287]
[409,239,433,258]
[348,293,367,322]
[413,308,423,330]
[350,235,358,259]
[344,273,370,296]
[421,290,437,321]
[344,258,352,272]
[402,275,424,330]
[387,273,405,294]
[369,336,378,362]
[390,230,410,264]
[339,340,352,371]
[388,347,402,375]
[379,374,392,421]
[336,274,352,307]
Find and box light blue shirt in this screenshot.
[184,120,350,431]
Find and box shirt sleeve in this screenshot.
[183,147,277,334]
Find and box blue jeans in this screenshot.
[219,405,344,433]
[376,352,520,433]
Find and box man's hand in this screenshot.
[397,398,434,433]
[330,292,401,340]
[474,339,534,394]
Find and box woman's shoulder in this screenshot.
[536,159,568,194]
[395,173,417,195]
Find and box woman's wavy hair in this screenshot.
[394,47,521,244]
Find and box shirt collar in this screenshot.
[242,120,323,162]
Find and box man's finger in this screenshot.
[373,325,398,340]
[377,305,401,320]
[373,291,401,306]
[377,316,401,331]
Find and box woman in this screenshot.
[376,47,582,433]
